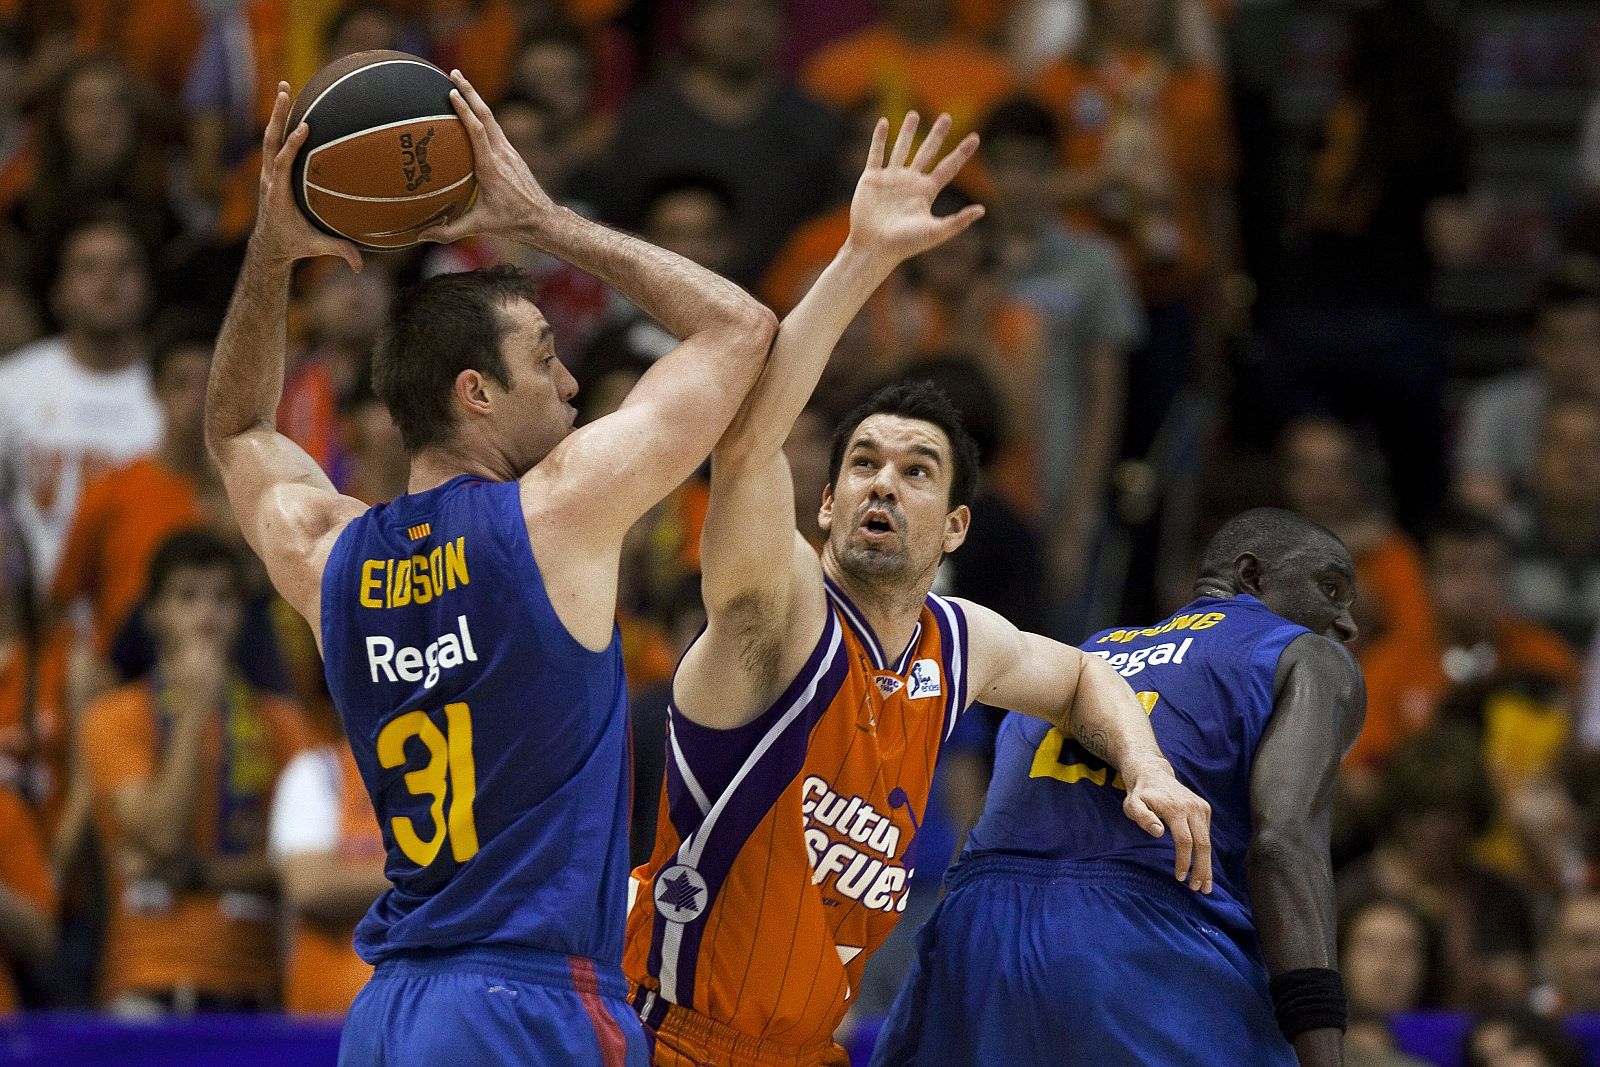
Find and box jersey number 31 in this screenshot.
[377,702,480,866]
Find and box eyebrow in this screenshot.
[536,324,553,348]
[850,437,944,464]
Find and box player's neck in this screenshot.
[822,557,930,662]
[406,444,518,494]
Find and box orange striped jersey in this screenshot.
[623,575,972,1048]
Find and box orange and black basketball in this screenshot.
[287,50,476,251]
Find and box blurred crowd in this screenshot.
[3,0,1600,1063]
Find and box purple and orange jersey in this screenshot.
[624,576,972,1056]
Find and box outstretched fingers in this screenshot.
[866,116,889,171]
[909,113,953,173]
[262,84,290,160]
[887,111,920,169]
[933,203,986,242]
[929,132,982,190]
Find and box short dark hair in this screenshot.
[979,97,1060,153]
[828,380,981,510]
[146,528,245,603]
[1423,504,1511,559]
[1197,507,1347,577]
[52,206,149,290]
[890,354,1003,466]
[638,171,740,230]
[373,266,541,453]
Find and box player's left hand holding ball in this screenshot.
[1121,759,1213,894]
[253,82,364,272]
[418,70,558,246]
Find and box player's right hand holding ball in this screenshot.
[420,70,558,247]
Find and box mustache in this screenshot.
[855,500,906,528]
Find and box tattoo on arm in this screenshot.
[1076,725,1110,761]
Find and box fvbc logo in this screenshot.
[400,127,435,191]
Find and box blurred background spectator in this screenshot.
[1,1,1599,1062]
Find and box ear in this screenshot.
[455,368,493,416]
[818,483,835,534]
[1233,553,1263,596]
[941,503,971,555]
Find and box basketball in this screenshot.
[287,50,476,251]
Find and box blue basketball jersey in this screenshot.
[966,594,1307,934]
[320,474,633,967]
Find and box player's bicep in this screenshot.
[1251,636,1363,829]
[213,427,365,622]
[699,447,811,615]
[961,598,1080,724]
[535,332,760,541]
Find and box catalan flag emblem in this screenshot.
[407,522,432,541]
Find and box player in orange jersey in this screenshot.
[622,112,1214,1067]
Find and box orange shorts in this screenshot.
[645,1000,849,1067]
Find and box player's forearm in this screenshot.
[1248,823,1338,971]
[1251,835,1342,1067]
[516,206,774,353]
[715,243,893,470]
[1065,654,1170,783]
[205,242,294,454]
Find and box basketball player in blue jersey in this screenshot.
[871,507,1367,1067]
[203,75,775,1066]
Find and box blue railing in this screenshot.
[1,1012,1598,1065]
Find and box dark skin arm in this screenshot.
[1248,633,1365,1067]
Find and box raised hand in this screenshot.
[419,69,558,245]
[252,83,363,272]
[845,111,985,269]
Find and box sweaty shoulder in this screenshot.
[1273,632,1363,706]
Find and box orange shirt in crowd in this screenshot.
[1352,618,1580,771]
[0,784,57,1013]
[279,358,341,478]
[802,27,1014,138]
[889,291,1046,520]
[1033,51,1233,295]
[51,457,204,654]
[215,0,288,243]
[0,626,75,836]
[763,205,851,316]
[82,681,311,1002]
[6,0,209,100]
[283,744,382,1016]
[1351,530,1433,655]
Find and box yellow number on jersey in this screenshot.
[1028,691,1160,789]
[376,701,480,866]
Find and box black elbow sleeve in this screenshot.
[1269,967,1347,1041]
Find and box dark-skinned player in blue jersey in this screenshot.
[874,508,1366,1067]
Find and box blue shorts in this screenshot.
[339,945,649,1067]
[870,855,1295,1067]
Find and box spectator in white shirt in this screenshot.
[0,209,157,589]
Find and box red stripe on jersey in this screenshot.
[571,955,629,1067]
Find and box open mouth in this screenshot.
[860,508,898,538]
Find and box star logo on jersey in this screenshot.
[907,659,942,700]
[654,864,708,923]
[874,675,904,697]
